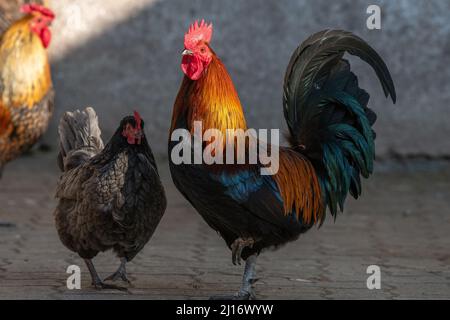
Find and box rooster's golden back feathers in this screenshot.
[272,149,324,225]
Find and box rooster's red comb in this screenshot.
[134,111,142,129]
[21,3,55,19]
[184,19,213,49]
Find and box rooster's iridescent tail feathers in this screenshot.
[283,30,396,219]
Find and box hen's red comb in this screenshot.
[21,3,55,19]
[184,19,213,49]
[134,111,142,130]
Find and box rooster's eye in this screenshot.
[200,47,206,53]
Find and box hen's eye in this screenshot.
[200,47,206,53]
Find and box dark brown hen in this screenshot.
[55,107,167,290]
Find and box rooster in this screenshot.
[169,21,396,299]
[0,2,55,175]
[0,2,54,227]
[55,108,167,290]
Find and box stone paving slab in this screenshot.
[0,152,449,300]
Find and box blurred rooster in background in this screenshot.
[169,21,396,299]
[0,1,54,176]
[0,1,54,227]
[55,108,167,290]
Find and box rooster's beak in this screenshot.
[182,49,193,56]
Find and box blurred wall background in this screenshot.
[39,0,449,158]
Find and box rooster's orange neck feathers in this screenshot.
[172,55,247,139]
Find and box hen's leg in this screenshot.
[104,257,131,284]
[84,259,128,292]
[210,253,258,300]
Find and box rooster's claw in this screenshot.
[231,238,255,265]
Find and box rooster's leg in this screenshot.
[84,259,128,292]
[104,257,131,284]
[210,254,258,300]
[237,254,258,299]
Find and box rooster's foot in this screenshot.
[209,289,255,301]
[211,254,258,300]
[231,237,255,266]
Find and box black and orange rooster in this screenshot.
[0,2,54,175]
[169,21,396,299]
[55,108,167,290]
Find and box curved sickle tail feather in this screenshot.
[57,107,104,172]
[283,30,396,220]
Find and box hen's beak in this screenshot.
[182,49,193,56]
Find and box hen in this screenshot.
[169,21,396,299]
[55,108,167,290]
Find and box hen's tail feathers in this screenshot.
[283,30,396,220]
[57,107,104,172]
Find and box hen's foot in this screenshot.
[104,271,130,284]
[231,238,255,265]
[104,269,131,284]
[84,258,129,293]
[104,257,131,285]
[92,279,129,292]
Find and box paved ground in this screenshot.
[0,151,449,300]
